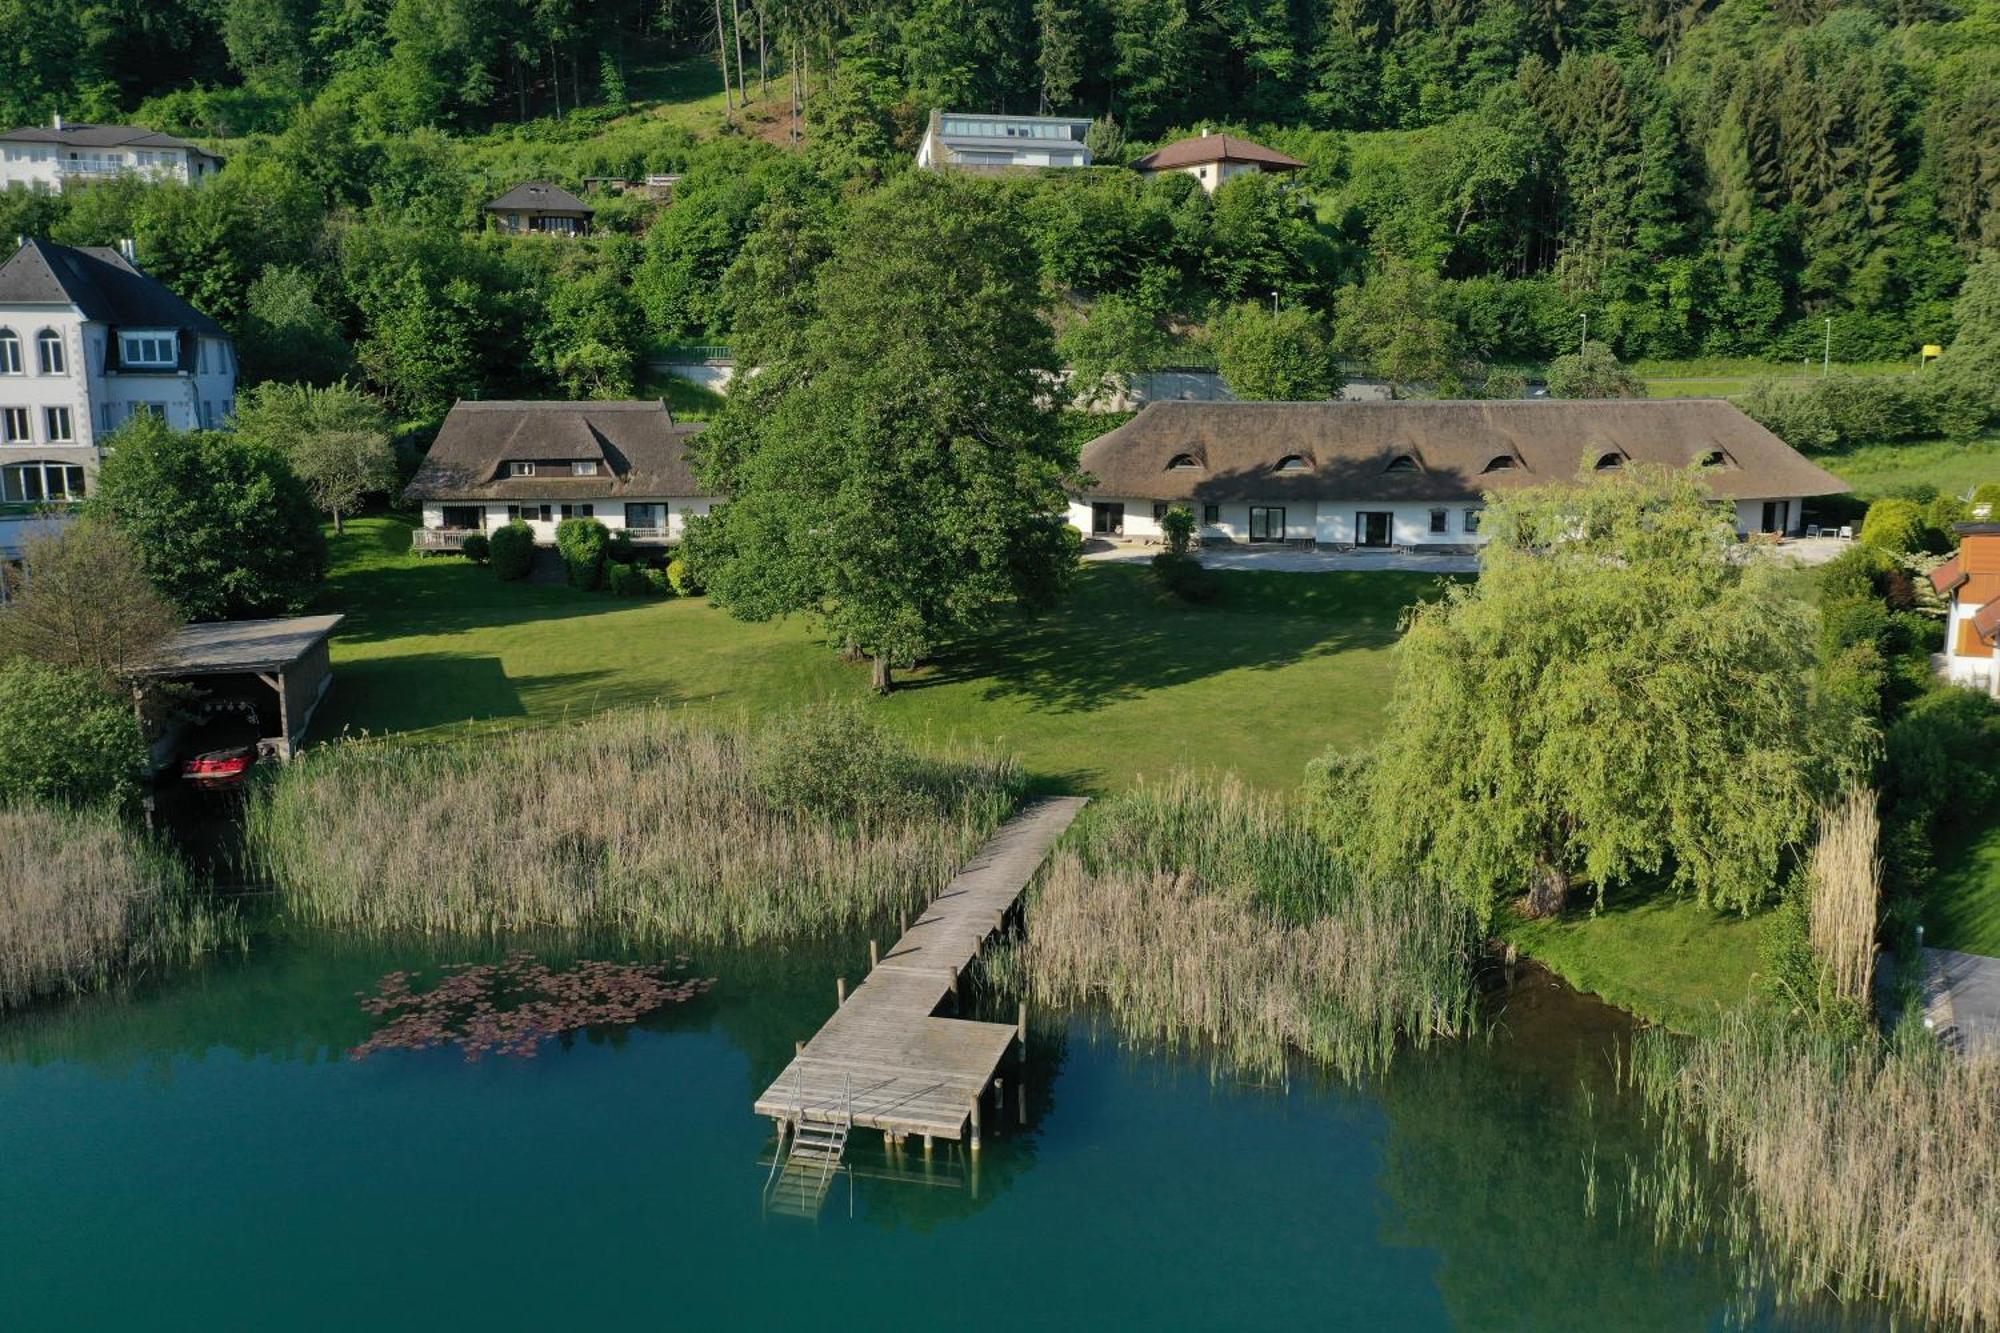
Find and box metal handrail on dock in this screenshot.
[753,797,1087,1153]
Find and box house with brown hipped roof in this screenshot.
[1930,524,2000,696]
[1131,130,1305,194]
[403,400,717,550]
[483,181,594,237]
[1070,398,1847,550]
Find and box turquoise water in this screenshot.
[0,934,1873,1331]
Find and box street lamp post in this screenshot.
[1270,289,1279,315]
[1580,312,1588,356]
[1823,317,1832,376]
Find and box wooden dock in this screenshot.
[754,796,1087,1149]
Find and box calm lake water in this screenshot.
[0,929,1886,1331]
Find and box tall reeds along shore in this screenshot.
[243,707,1023,945]
[992,773,1477,1080]
[0,803,231,1011]
[1625,1012,2000,1330]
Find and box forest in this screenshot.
[3,0,1998,414]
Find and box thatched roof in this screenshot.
[1075,399,1847,503]
[402,401,707,501]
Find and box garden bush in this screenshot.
[749,702,929,823]
[555,517,611,589]
[0,660,148,809]
[644,566,675,596]
[606,561,652,596]
[666,557,702,596]
[1150,551,1222,603]
[488,522,535,581]
[1733,374,1939,453]
[606,529,637,563]
[1159,504,1194,556]
[1972,482,2000,519]
[1859,499,1925,553]
[459,532,489,564]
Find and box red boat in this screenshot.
[182,744,257,789]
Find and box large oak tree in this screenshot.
[686,170,1079,692]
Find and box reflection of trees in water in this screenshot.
[1373,972,1872,1332]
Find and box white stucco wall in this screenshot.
[1732,497,1807,536]
[1070,497,1484,546]
[2,314,236,455]
[0,142,220,194]
[422,498,717,544]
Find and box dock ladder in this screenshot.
[762,1069,852,1219]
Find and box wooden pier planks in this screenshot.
[753,796,1088,1141]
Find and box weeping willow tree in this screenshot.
[1330,464,1839,922]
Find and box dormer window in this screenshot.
[1275,455,1309,472]
[1166,453,1201,471]
[510,461,536,477]
[1481,455,1518,473]
[572,460,599,476]
[1385,453,1420,473]
[120,332,176,368]
[1594,452,1624,471]
[1697,449,1729,468]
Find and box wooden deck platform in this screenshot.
[753,796,1087,1144]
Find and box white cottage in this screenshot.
[1070,399,1848,549]
[1929,524,2000,696]
[404,399,719,550]
[0,238,237,535]
[1130,131,1305,194]
[0,117,223,193]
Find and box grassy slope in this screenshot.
[315,517,1436,794]
[1812,434,2000,500]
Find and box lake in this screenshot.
[0,929,1884,1331]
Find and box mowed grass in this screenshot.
[1928,822,2000,956]
[1499,886,1769,1032]
[313,518,1441,793]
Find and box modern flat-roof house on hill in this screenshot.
[0,116,223,192]
[1930,524,2000,696]
[1132,131,1305,194]
[404,400,718,550]
[0,238,237,530]
[916,111,1094,170]
[484,182,595,236]
[1071,399,1846,549]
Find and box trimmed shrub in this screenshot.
[489,522,536,581]
[555,517,611,589]
[1159,504,1195,556]
[1971,482,2000,519]
[1818,543,1896,604]
[1859,498,1924,554]
[644,566,675,596]
[606,529,637,563]
[1150,550,1222,603]
[459,532,490,564]
[1924,494,1969,552]
[666,556,702,596]
[606,561,651,596]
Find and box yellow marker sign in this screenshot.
[1922,343,1943,360]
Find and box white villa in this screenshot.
[1930,524,2000,696]
[1070,399,1847,549]
[0,117,223,193]
[0,238,237,544]
[404,400,719,550]
[1131,130,1305,194]
[916,111,1094,171]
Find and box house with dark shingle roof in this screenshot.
[403,400,717,549]
[1070,398,1847,550]
[1931,523,2000,696]
[0,238,237,533]
[1131,130,1305,193]
[0,115,223,193]
[483,182,595,237]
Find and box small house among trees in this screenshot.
[1931,523,2000,697]
[483,182,595,237]
[1131,130,1305,194]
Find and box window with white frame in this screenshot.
[510,461,536,477]
[35,329,63,375]
[0,461,85,503]
[119,333,176,368]
[0,329,19,375]
[571,460,598,476]
[1,407,27,443]
[44,407,71,442]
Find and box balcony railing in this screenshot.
[623,526,673,544]
[411,527,476,550]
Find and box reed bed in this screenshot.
[0,803,230,1011]
[1624,1012,2000,1329]
[242,708,1023,945]
[1808,787,1881,1008]
[994,772,1477,1080]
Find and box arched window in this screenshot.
[1166,453,1201,470]
[1481,455,1518,473]
[1275,454,1309,472]
[0,460,87,504]
[0,328,20,375]
[1385,453,1420,472]
[35,329,63,375]
[1594,452,1624,470]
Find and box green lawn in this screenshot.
[1928,822,2000,956]
[314,517,1441,794]
[1499,888,1769,1032]
[1813,434,2000,501]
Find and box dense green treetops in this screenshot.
[0,659,149,809]
[1313,466,1836,922]
[86,414,329,621]
[229,382,396,534]
[685,171,1080,691]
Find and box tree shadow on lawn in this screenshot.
[319,552,643,646]
[913,566,1446,714]
[315,654,691,737]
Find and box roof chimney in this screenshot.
[52,112,63,131]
